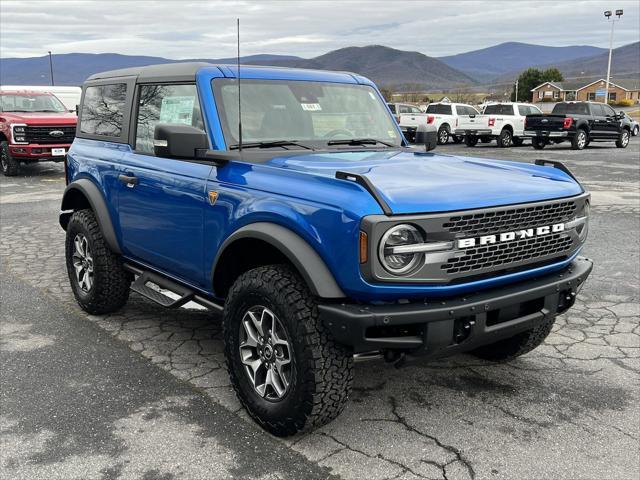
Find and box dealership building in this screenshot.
[531,78,640,103]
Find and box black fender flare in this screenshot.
[59,178,121,254]
[212,222,345,299]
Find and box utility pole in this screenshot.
[515,78,519,102]
[603,9,623,104]
[48,51,55,86]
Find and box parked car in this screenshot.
[1,85,82,113]
[60,63,592,436]
[387,102,426,141]
[524,101,631,150]
[623,112,639,136]
[0,90,77,176]
[455,102,542,147]
[424,102,480,144]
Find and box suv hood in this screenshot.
[268,150,583,214]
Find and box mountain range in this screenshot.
[1,42,638,91]
[438,42,607,82]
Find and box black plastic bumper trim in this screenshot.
[319,257,592,356]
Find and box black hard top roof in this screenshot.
[86,62,215,83]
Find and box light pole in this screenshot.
[48,51,54,86]
[603,9,623,104]
[515,78,519,102]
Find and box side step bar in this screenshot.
[124,264,224,313]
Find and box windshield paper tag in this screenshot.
[301,103,322,111]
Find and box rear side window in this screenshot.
[484,104,514,115]
[135,84,204,155]
[426,104,452,115]
[552,103,589,115]
[80,84,127,137]
[457,105,478,115]
[518,105,539,116]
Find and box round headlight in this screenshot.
[379,224,424,275]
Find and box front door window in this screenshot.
[135,84,204,155]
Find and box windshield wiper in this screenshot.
[229,140,314,151]
[327,138,397,147]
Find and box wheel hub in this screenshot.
[72,233,94,292]
[239,306,292,401]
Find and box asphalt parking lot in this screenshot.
[1,138,638,480]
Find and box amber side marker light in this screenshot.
[359,231,368,264]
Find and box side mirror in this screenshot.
[619,111,626,119]
[414,124,437,151]
[154,123,208,159]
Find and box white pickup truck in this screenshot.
[387,103,427,142]
[455,102,542,147]
[419,102,481,144]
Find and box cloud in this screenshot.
[1,0,638,59]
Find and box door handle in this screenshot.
[118,174,138,187]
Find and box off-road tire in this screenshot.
[616,129,630,148]
[496,128,513,148]
[437,126,449,145]
[65,209,131,314]
[571,129,588,150]
[465,135,479,147]
[224,265,353,436]
[472,315,556,361]
[451,135,463,144]
[531,137,546,150]
[1,141,20,176]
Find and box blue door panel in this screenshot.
[117,151,213,286]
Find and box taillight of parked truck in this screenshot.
[427,115,435,124]
[488,118,495,127]
[563,117,573,129]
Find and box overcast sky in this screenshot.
[1,1,639,59]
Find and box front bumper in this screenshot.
[523,130,569,138]
[454,129,492,136]
[319,257,592,356]
[9,143,70,161]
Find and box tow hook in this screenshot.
[384,350,407,368]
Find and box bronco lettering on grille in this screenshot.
[457,223,565,249]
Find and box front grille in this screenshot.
[443,201,577,237]
[442,232,573,274]
[24,125,75,144]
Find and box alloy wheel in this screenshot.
[72,233,94,292]
[239,306,292,401]
[621,131,629,147]
[577,132,587,149]
[438,128,448,144]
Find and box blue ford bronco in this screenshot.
[60,63,592,436]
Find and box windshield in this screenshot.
[213,79,402,149]
[552,103,589,115]
[0,93,66,113]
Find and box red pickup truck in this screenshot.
[0,90,77,176]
